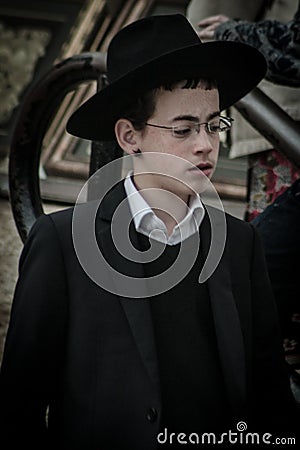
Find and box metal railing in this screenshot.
[235,87,300,168]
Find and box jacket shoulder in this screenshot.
[205,204,254,235]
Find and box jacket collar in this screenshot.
[97,182,160,389]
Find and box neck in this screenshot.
[132,174,190,236]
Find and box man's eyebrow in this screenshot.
[207,111,221,120]
[172,111,220,122]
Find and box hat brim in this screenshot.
[67,41,267,141]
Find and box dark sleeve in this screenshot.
[248,225,298,434]
[214,18,273,44]
[215,12,300,87]
[0,214,69,449]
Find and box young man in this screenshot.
[0,14,297,449]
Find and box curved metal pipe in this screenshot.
[235,87,300,169]
[9,52,106,242]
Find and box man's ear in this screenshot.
[115,119,140,155]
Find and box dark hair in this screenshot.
[120,77,217,132]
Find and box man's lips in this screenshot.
[188,162,214,174]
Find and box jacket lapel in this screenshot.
[96,182,160,389]
[201,207,246,418]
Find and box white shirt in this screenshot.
[124,173,205,245]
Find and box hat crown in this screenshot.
[107,14,200,83]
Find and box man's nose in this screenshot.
[192,127,217,154]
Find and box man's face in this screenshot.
[133,82,220,201]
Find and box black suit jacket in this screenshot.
[0,183,297,449]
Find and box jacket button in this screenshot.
[146,407,158,422]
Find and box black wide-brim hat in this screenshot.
[67,14,267,141]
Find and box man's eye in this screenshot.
[207,121,221,133]
[208,125,221,133]
[173,127,192,137]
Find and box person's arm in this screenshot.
[198,15,277,43]
[186,0,266,29]
[0,214,69,449]
[200,5,300,87]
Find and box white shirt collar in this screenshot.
[124,172,205,245]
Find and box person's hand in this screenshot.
[197,14,230,40]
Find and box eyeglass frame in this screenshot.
[141,115,234,138]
